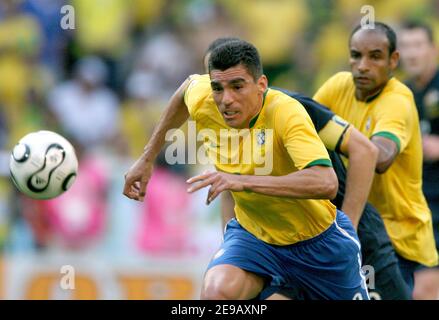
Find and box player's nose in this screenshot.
[221,89,234,106]
[357,57,370,73]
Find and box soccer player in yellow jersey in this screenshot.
[314,22,439,293]
[123,39,369,300]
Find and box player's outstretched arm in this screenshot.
[187,166,338,205]
[340,127,379,229]
[123,79,191,201]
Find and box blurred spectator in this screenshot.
[130,0,166,35]
[135,31,196,99]
[399,20,439,300]
[120,71,164,158]
[0,0,44,146]
[221,0,309,67]
[47,56,120,150]
[72,0,130,57]
[0,107,11,250]
[43,150,108,250]
[183,1,242,71]
[135,161,194,256]
[71,0,132,89]
[22,0,69,77]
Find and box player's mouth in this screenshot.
[355,76,372,84]
[223,111,239,120]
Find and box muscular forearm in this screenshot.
[371,136,398,174]
[142,80,190,161]
[241,166,338,199]
[339,128,379,228]
[342,143,378,228]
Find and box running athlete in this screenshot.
[314,22,439,293]
[123,39,369,300]
[205,37,410,299]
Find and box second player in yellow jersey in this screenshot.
[314,23,438,273]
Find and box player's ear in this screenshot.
[257,75,268,93]
[389,50,399,71]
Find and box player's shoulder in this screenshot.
[383,77,415,99]
[268,88,306,113]
[266,88,311,125]
[186,74,211,92]
[379,77,416,110]
[184,74,212,110]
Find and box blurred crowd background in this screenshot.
[0,0,438,299]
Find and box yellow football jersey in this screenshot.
[184,74,337,245]
[314,71,438,266]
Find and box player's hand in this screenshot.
[123,156,153,202]
[186,171,245,205]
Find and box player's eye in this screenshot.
[211,85,223,92]
[350,51,361,59]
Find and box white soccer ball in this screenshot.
[9,130,78,200]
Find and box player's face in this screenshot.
[210,64,267,128]
[399,28,437,78]
[349,29,399,98]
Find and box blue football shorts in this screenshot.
[207,210,370,300]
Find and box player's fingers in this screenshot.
[187,175,216,193]
[207,183,225,205]
[206,182,217,205]
[186,171,214,184]
[124,186,138,200]
[123,176,135,198]
[138,178,148,202]
[132,181,140,192]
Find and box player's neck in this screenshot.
[246,104,263,128]
[246,92,266,128]
[355,84,386,102]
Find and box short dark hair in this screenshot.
[400,20,434,43]
[205,37,241,56]
[208,39,263,81]
[350,22,397,55]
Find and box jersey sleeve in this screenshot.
[183,74,212,118]
[273,88,351,153]
[318,115,351,153]
[371,94,413,153]
[275,88,334,131]
[275,100,332,170]
[313,74,339,108]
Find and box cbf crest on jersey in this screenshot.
[256,129,265,146]
[365,116,372,132]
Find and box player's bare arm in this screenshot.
[123,78,191,201]
[370,135,399,174]
[340,127,378,229]
[187,166,338,205]
[220,191,235,229]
